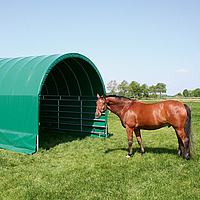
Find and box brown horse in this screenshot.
[95,94,194,160]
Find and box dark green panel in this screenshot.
[42,72,59,95]
[0,95,38,154]
[57,61,81,96]
[79,59,105,96]
[65,58,93,96]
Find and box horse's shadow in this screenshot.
[105,147,177,155]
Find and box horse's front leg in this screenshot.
[126,127,134,158]
[134,129,145,155]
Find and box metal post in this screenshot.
[80,97,83,131]
[58,96,60,129]
[36,134,39,152]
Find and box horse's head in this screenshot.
[95,93,107,118]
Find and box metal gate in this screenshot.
[39,95,108,137]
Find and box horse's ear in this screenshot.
[97,94,100,99]
[103,93,106,100]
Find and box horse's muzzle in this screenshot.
[95,110,102,119]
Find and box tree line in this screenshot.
[177,88,200,97]
[106,80,200,98]
[106,80,166,98]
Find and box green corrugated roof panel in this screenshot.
[0,53,107,154]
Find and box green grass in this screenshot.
[0,101,199,199]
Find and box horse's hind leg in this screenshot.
[176,135,183,157]
[134,129,145,155]
[174,128,190,160]
[126,127,134,157]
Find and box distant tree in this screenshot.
[189,90,194,97]
[175,92,183,97]
[118,80,129,96]
[156,83,166,98]
[140,84,149,97]
[149,85,157,98]
[183,89,189,97]
[106,80,169,98]
[106,80,118,95]
[128,81,140,98]
[194,88,200,97]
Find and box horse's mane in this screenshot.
[106,95,136,101]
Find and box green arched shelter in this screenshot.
[0,53,107,154]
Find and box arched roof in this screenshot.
[0,53,106,96]
[0,53,106,154]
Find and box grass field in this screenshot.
[0,101,199,199]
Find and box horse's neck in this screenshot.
[107,97,129,116]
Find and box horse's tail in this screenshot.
[184,104,195,156]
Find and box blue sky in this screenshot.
[0,0,199,95]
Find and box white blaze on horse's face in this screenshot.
[95,98,106,119]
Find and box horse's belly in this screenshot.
[139,124,166,130]
[134,110,169,130]
[137,122,169,130]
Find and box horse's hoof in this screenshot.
[141,152,145,156]
[177,150,181,157]
[126,154,132,158]
[184,153,190,161]
[185,156,190,161]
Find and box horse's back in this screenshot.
[130,100,187,129]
